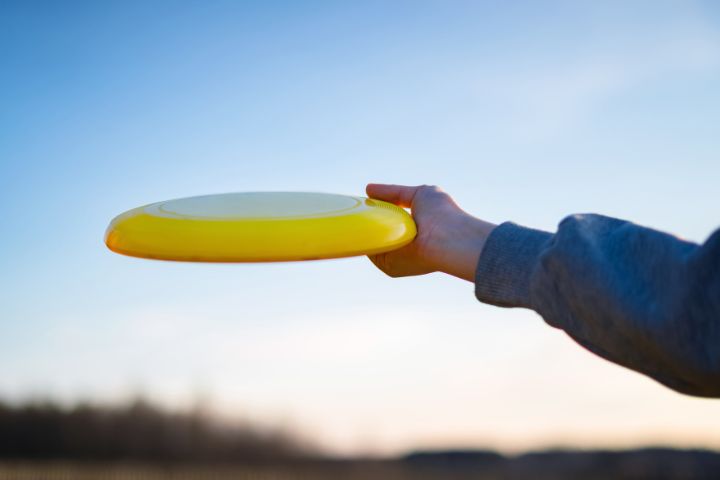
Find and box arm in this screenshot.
[366,183,720,397]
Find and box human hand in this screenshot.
[366,184,496,282]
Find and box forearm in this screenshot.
[474,215,720,397]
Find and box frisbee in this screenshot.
[105,192,416,262]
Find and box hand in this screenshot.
[366,184,497,282]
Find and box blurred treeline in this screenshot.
[0,397,314,463]
[2,397,720,479]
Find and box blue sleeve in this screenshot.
[474,215,720,397]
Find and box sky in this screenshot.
[2,0,720,456]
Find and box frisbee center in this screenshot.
[150,192,362,220]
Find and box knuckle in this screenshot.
[382,255,402,278]
[418,184,447,201]
[382,257,396,276]
[374,253,392,275]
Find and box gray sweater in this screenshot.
[474,215,720,397]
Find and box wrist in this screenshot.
[431,213,496,282]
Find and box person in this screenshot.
[365,183,720,398]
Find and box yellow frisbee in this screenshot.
[105,192,416,262]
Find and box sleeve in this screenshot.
[474,215,720,397]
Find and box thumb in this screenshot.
[366,183,420,208]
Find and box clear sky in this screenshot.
[2,0,720,456]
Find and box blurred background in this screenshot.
[2,0,720,478]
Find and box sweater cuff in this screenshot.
[475,222,552,309]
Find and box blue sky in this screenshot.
[2,0,720,455]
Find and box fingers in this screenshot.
[367,244,433,278]
[366,183,420,208]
